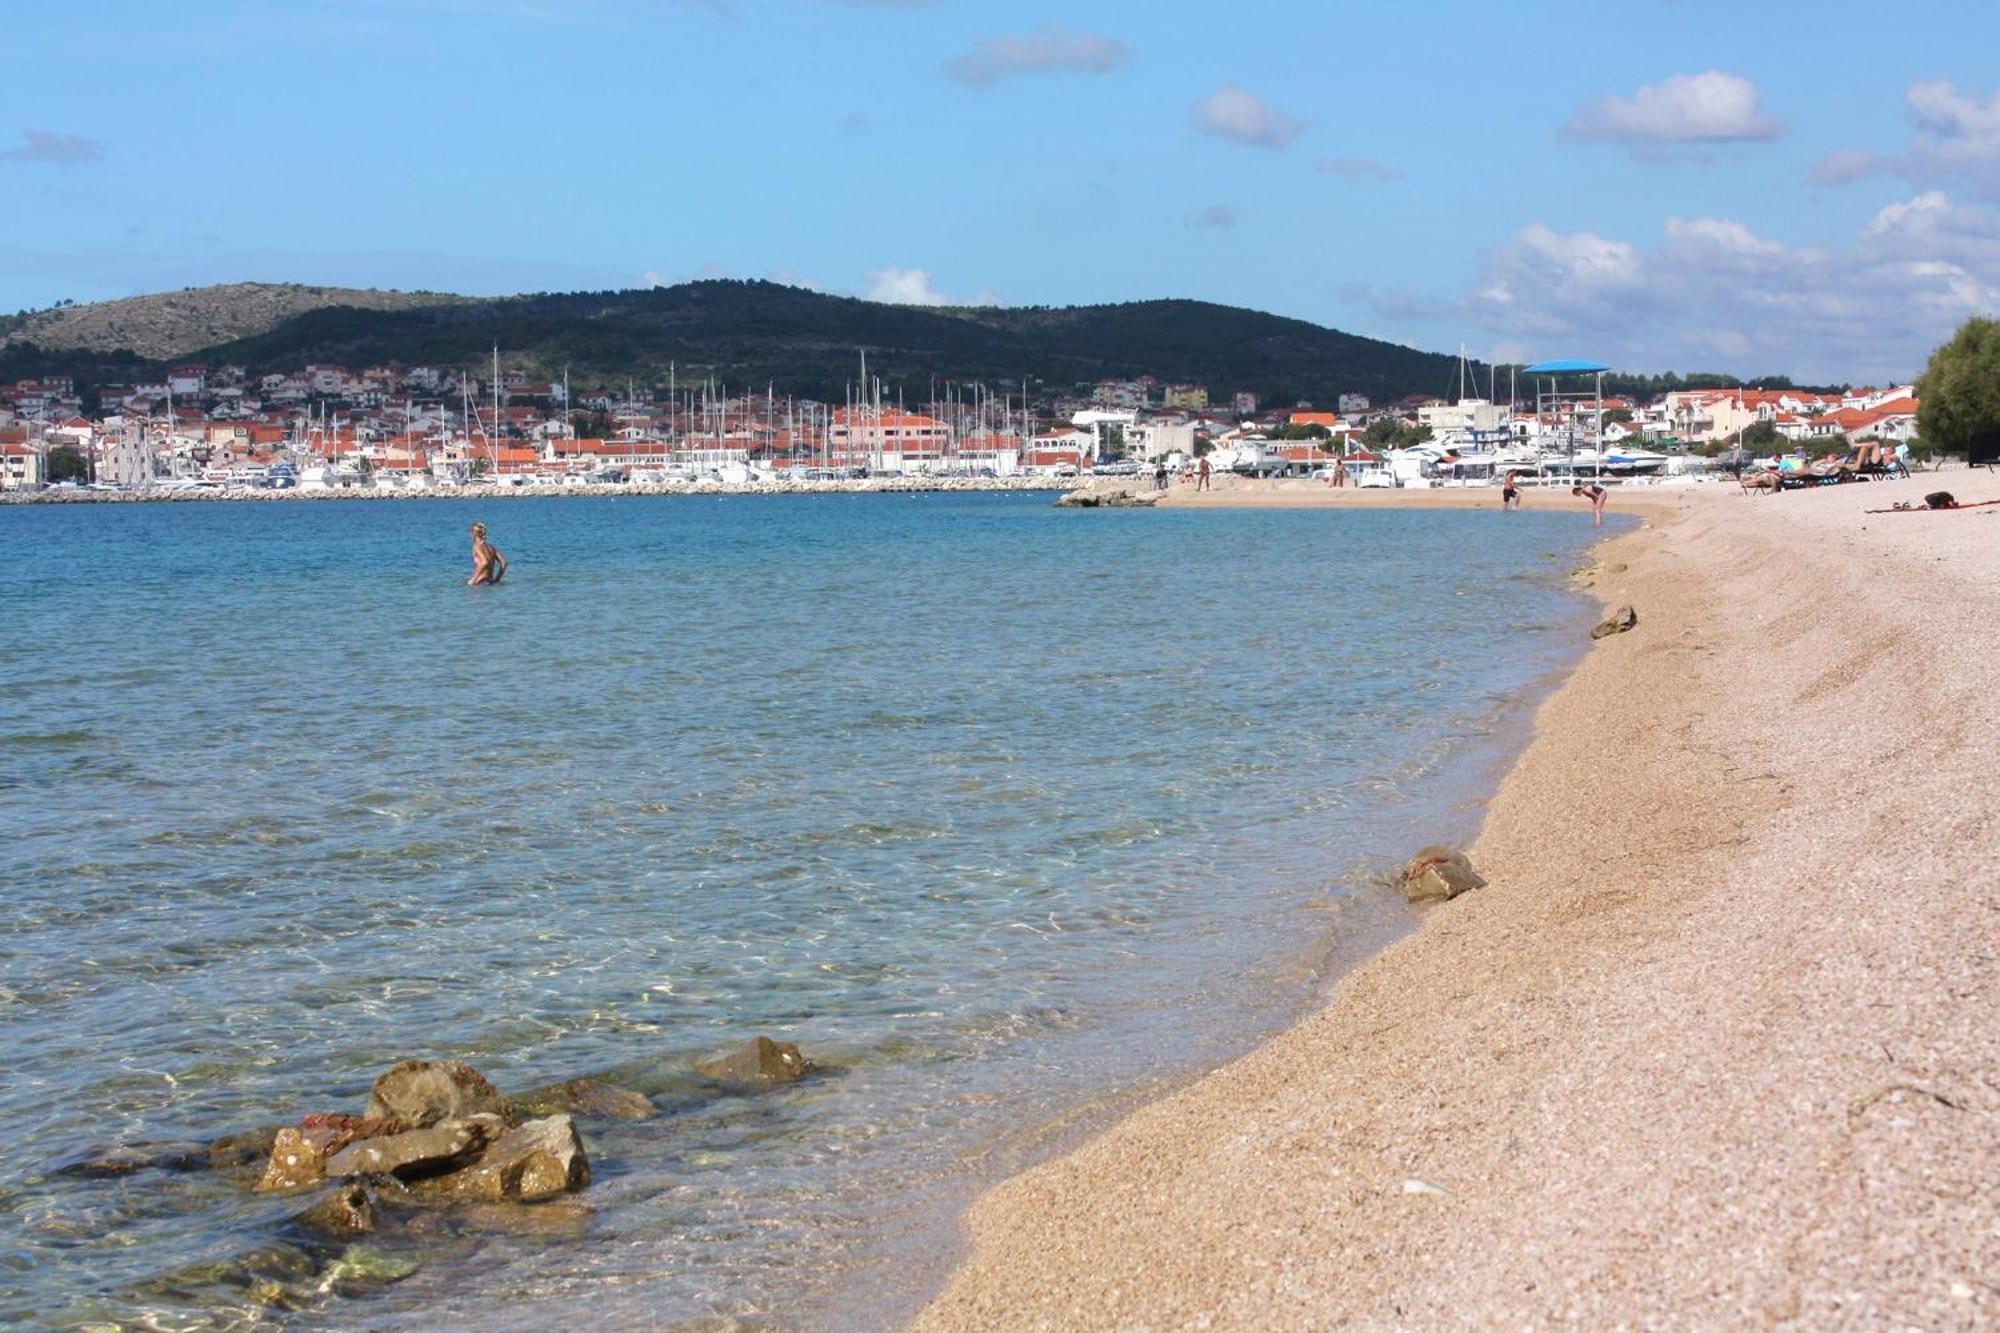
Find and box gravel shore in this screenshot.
[917,473,1999,1329]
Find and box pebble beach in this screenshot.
[918,471,2000,1329]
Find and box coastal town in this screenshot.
[0,357,1926,493]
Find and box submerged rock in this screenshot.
[419,1114,590,1203]
[695,1036,815,1089]
[318,1245,420,1295]
[209,1126,283,1172]
[52,1141,212,1178]
[365,1060,514,1130]
[325,1118,492,1181]
[516,1077,657,1122]
[451,1199,594,1238]
[294,1181,378,1238]
[1400,846,1488,904]
[1590,604,1639,639]
[255,1128,327,1193]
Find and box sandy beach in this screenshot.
[918,472,1999,1328]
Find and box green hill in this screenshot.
[6,281,1481,407]
[1,279,1830,408]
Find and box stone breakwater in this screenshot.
[0,476,1076,505]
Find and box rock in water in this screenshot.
[52,1141,212,1178]
[424,1115,591,1203]
[364,1060,514,1129]
[1399,845,1488,904]
[294,1181,377,1237]
[695,1036,814,1088]
[325,1119,492,1181]
[297,1113,398,1158]
[209,1127,282,1172]
[1590,604,1639,640]
[255,1128,326,1192]
[515,1077,657,1122]
[1053,489,1160,509]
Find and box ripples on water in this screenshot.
[0,494,1605,1328]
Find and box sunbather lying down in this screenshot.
[1870,492,2000,513]
[1742,468,1784,491]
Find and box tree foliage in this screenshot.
[1740,419,1780,449]
[1361,417,1433,449]
[46,444,89,484]
[1916,317,2000,459]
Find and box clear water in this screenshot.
[0,493,1607,1329]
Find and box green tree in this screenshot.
[1740,419,1780,449]
[1362,418,1433,449]
[1916,316,2000,460]
[46,444,89,484]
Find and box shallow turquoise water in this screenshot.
[0,493,1608,1327]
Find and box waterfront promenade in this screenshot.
[919,474,1999,1328]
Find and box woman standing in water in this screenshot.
[1571,483,1608,527]
[468,522,508,585]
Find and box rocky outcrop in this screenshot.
[418,1115,591,1203]
[365,1060,514,1129]
[1400,846,1488,904]
[1591,604,1639,639]
[516,1077,657,1121]
[324,1118,494,1181]
[254,1128,327,1192]
[695,1036,815,1089]
[297,1113,398,1158]
[1055,488,1161,509]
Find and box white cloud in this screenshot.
[0,129,104,165]
[944,24,1130,88]
[1563,71,1783,150]
[1316,155,1401,182]
[1811,80,2000,199]
[1185,203,1237,231]
[1190,87,1305,149]
[767,265,824,292]
[863,267,995,306]
[1386,194,2000,383]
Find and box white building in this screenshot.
[1124,420,1197,461]
[0,443,45,489]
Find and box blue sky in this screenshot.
[4,0,1998,382]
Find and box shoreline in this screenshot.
[916,475,1999,1328]
[850,533,1610,1331]
[0,476,1074,505]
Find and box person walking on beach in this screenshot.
[1571,483,1608,527]
[1502,470,1521,511]
[1197,455,1212,492]
[468,521,507,585]
[1331,458,1348,489]
[1155,458,1169,492]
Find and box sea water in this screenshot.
[0,493,1609,1328]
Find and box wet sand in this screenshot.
[918,472,1999,1328]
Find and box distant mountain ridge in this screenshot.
[0,283,468,360]
[2,280,1480,407]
